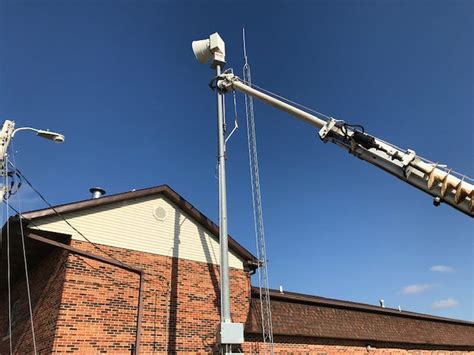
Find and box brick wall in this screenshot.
[2,238,472,354]
[244,335,474,354]
[245,290,473,354]
[36,240,250,353]
[0,248,68,354]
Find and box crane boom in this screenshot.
[217,73,473,218]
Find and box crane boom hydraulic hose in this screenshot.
[217,73,473,218]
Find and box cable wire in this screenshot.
[10,143,37,354]
[5,190,172,292]
[239,78,333,122]
[5,154,13,355]
[224,91,239,144]
[10,166,134,270]
[5,197,175,297]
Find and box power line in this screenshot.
[6,198,172,295]
[4,154,13,355]
[5,185,171,292]
[11,165,134,270]
[4,188,144,292]
[10,143,37,355]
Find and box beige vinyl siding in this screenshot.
[31,195,244,269]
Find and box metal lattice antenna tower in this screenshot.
[243,28,274,353]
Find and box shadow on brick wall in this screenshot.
[0,247,68,354]
[166,205,182,353]
[166,201,221,353]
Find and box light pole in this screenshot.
[192,33,244,352]
[1,119,64,355]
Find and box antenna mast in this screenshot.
[243,28,274,353]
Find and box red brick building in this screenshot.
[1,185,473,354]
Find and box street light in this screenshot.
[3,118,65,192]
[192,33,244,351]
[1,119,65,195]
[12,126,65,143]
[0,119,65,178]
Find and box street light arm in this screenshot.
[11,126,41,137]
[12,126,65,143]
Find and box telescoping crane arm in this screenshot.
[217,72,473,218]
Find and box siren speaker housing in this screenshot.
[191,32,225,67]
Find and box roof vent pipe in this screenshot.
[90,187,106,199]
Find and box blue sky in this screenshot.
[1,0,472,320]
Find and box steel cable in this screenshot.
[10,143,37,354]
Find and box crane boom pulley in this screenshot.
[216,72,473,218]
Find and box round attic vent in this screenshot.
[153,206,167,221]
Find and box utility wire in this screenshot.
[5,199,178,300]
[4,203,139,288]
[10,144,37,355]
[11,166,134,270]
[5,183,170,292]
[4,154,13,355]
[2,164,175,354]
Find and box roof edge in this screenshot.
[252,287,474,326]
[19,184,258,266]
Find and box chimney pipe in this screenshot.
[90,187,106,199]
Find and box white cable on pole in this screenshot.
[224,91,239,144]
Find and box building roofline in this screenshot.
[252,287,474,326]
[20,184,258,267]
